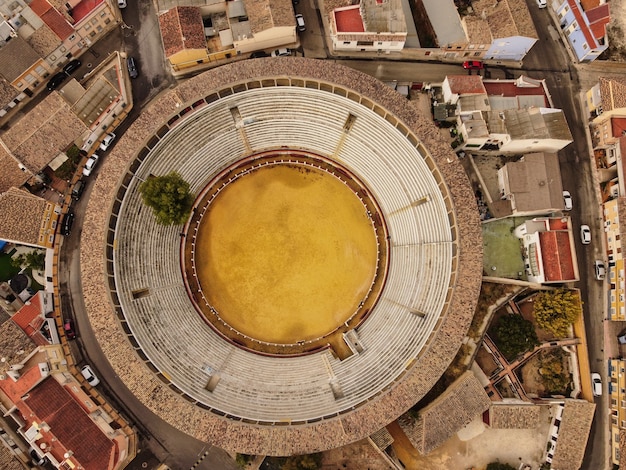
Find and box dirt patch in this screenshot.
[476,345,500,376]
[602,0,626,61]
[519,349,572,398]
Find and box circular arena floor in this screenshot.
[187,152,385,352]
[80,59,483,456]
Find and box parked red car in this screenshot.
[64,318,76,340]
[463,60,484,70]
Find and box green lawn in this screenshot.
[0,252,20,282]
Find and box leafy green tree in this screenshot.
[11,250,45,271]
[486,463,516,470]
[533,289,582,338]
[139,171,194,225]
[282,453,322,470]
[235,454,253,468]
[493,314,539,360]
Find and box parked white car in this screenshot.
[99,133,116,152]
[271,48,291,57]
[81,365,100,386]
[83,154,100,177]
[591,372,602,396]
[594,260,606,280]
[562,190,572,211]
[580,224,591,245]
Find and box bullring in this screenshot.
[80,58,483,456]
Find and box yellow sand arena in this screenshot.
[194,162,378,344]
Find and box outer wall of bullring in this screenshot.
[80,59,483,456]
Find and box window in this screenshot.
[356,41,373,46]
[582,43,588,50]
[84,24,91,30]
[91,18,98,25]
[343,41,350,45]
[25,74,36,84]
[90,31,96,38]
[35,65,46,75]
[100,11,106,17]
[97,25,103,32]
[69,34,76,41]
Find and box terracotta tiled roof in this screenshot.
[489,403,545,429]
[30,0,74,40]
[0,75,17,109]
[483,77,548,105]
[70,0,106,24]
[324,0,353,16]
[0,442,25,470]
[586,3,610,40]
[0,92,87,173]
[470,0,537,41]
[0,320,37,378]
[611,117,626,138]
[335,6,365,33]
[580,0,599,13]
[550,400,595,470]
[0,360,44,403]
[0,37,43,83]
[446,75,487,95]
[244,0,295,33]
[159,7,206,58]
[463,16,492,44]
[0,187,48,247]
[0,147,31,194]
[599,77,626,112]
[26,23,62,57]
[620,429,626,469]
[567,0,598,50]
[12,292,47,346]
[539,231,575,281]
[47,0,76,24]
[22,376,115,470]
[400,371,491,454]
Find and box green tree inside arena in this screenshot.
[493,314,539,360]
[486,463,517,470]
[533,289,582,338]
[282,453,322,470]
[139,171,194,225]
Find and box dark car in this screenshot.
[250,50,270,58]
[71,179,85,201]
[127,56,138,79]
[30,449,48,466]
[63,59,81,75]
[47,72,67,91]
[61,211,74,236]
[64,318,76,340]
[462,60,484,70]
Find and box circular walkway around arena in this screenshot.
[80,58,483,456]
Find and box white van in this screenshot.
[295,14,306,32]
